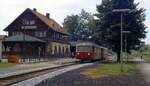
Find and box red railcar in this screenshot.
[75,42,107,61]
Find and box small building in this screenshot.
[0,35,5,60]
[2,8,70,63]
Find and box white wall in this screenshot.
[0,40,2,59]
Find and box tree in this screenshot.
[63,15,80,41]
[96,0,146,62]
[63,9,95,41]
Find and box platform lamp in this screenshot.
[112,9,131,72]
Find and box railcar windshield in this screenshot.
[76,46,94,52]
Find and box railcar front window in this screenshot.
[76,46,94,52]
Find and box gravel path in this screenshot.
[140,63,150,86]
[36,64,149,86]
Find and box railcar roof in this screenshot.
[76,42,105,49]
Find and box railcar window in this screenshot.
[76,46,94,52]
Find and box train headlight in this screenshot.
[77,53,80,55]
[88,53,90,55]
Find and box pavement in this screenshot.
[132,58,150,86]
[0,58,78,78]
[140,63,150,86]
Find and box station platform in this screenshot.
[0,58,78,78]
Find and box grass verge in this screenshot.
[81,63,137,79]
[0,62,16,69]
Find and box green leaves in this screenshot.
[63,9,95,41]
[95,0,146,62]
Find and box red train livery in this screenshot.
[75,42,108,61]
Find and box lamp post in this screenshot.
[113,9,131,72]
[122,31,131,62]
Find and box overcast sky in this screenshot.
[0,0,149,44]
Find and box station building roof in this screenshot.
[3,34,45,43]
[30,9,70,35]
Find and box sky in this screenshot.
[0,0,149,44]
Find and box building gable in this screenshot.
[4,8,49,32]
[4,8,69,35]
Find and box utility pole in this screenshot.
[113,9,131,72]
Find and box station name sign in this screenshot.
[21,19,37,29]
[21,26,37,29]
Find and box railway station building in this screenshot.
[2,8,70,63]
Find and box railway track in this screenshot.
[0,63,76,86]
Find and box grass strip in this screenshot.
[81,63,137,79]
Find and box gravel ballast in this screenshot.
[12,63,93,86]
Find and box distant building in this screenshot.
[2,8,70,62]
[0,35,5,59]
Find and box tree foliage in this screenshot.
[63,9,95,41]
[95,0,146,62]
